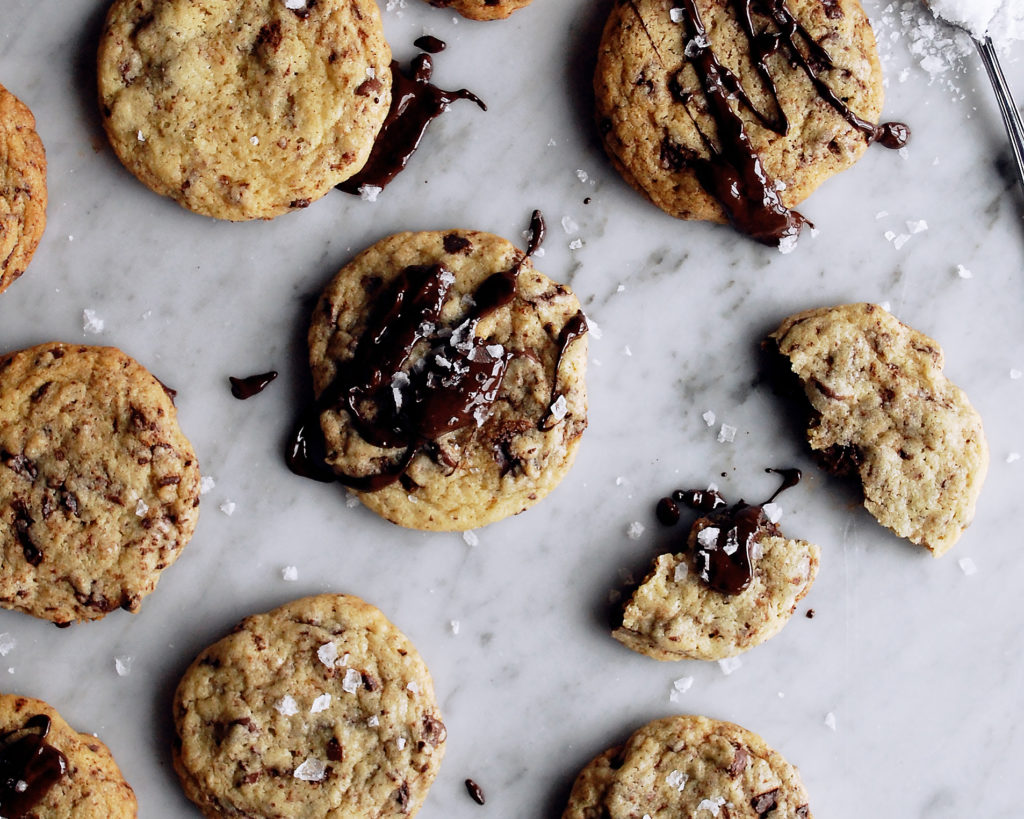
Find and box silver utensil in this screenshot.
[972,36,1024,197]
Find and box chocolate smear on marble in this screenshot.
[229,371,279,399]
[666,0,908,247]
[0,714,68,817]
[338,50,485,197]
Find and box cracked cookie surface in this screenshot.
[0,343,200,625]
[0,83,46,294]
[594,0,884,224]
[0,693,138,817]
[424,0,534,20]
[614,522,819,661]
[768,303,988,555]
[173,593,446,819]
[563,714,812,819]
[98,0,391,220]
[308,229,588,531]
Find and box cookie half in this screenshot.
[173,594,446,819]
[614,519,819,661]
[308,229,588,531]
[594,0,885,237]
[0,343,200,624]
[563,715,812,818]
[0,693,137,817]
[766,303,988,555]
[97,0,392,220]
[0,83,47,294]
[424,0,534,20]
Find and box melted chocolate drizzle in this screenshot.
[0,715,68,817]
[229,371,278,400]
[338,53,485,196]
[287,212,584,491]
[656,469,801,594]
[672,0,909,246]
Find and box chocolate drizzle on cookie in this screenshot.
[287,212,586,490]
[657,469,800,594]
[338,48,485,197]
[670,0,908,246]
[0,714,68,817]
[229,371,278,399]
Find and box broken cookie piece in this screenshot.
[766,303,988,556]
[614,477,819,661]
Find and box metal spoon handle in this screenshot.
[975,35,1024,197]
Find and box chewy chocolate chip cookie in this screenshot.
[173,594,446,819]
[0,343,200,625]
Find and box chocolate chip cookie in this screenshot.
[0,343,200,625]
[173,594,446,819]
[0,83,46,294]
[306,229,588,531]
[563,714,812,818]
[424,0,534,20]
[614,487,819,661]
[98,0,392,220]
[0,693,137,817]
[766,303,988,555]
[594,0,896,246]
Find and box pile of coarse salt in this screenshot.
[928,0,1024,49]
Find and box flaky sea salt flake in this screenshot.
[450,619,460,635]
[282,565,298,581]
[367,715,380,727]
[696,527,720,549]
[697,796,726,816]
[666,769,689,790]
[569,238,583,250]
[276,696,299,716]
[718,656,742,675]
[342,668,362,694]
[561,215,579,234]
[317,642,339,668]
[717,424,737,443]
[463,530,479,547]
[958,557,977,576]
[702,410,716,427]
[310,693,331,713]
[114,656,133,677]
[907,219,928,233]
[0,634,15,657]
[135,499,148,517]
[892,233,911,250]
[293,758,327,781]
[406,680,420,695]
[1007,452,1021,464]
[673,675,694,694]
[670,6,684,22]
[956,264,972,279]
[824,711,837,731]
[1010,369,1022,380]
[82,309,105,334]
[359,184,382,202]
[219,500,236,516]
[673,561,688,581]
[627,521,645,540]
[762,502,783,524]
[199,476,216,495]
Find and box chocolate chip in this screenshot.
[727,745,749,776]
[289,198,311,209]
[422,714,446,747]
[326,738,344,761]
[752,788,779,814]
[3,453,37,481]
[355,78,384,97]
[465,778,485,805]
[443,233,472,254]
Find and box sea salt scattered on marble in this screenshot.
[718,656,742,675]
[762,502,783,524]
[569,238,583,250]
[958,557,978,576]
[310,693,331,713]
[561,216,579,234]
[199,476,216,494]
[627,521,645,540]
[463,530,479,547]
[929,0,1024,50]
[450,620,460,635]
[956,265,973,279]
[359,184,382,202]
[282,566,298,581]
[824,712,837,731]
[1006,452,1021,463]
[114,656,133,677]
[907,219,928,234]
[892,233,912,250]
[717,424,737,443]
[219,500,236,516]
[293,758,327,781]
[0,634,15,657]
[702,410,716,427]
[82,309,105,334]
[1010,369,1022,379]
[672,676,694,695]
[276,696,299,716]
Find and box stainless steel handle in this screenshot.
[975,36,1024,198]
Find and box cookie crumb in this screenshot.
[716,424,737,443]
[293,758,327,782]
[282,565,298,581]
[0,634,15,657]
[718,657,742,675]
[114,655,133,676]
[561,215,579,234]
[310,693,331,713]
[462,530,479,547]
[82,309,105,334]
[824,712,837,731]
[958,557,978,576]
[627,521,645,540]
[275,696,299,716]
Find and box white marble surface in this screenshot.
[1,1,1023,816]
